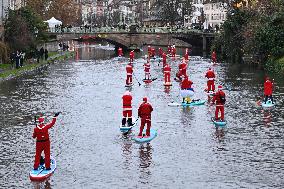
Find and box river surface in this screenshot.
[0,43,283,189]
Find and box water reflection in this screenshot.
[139,143,152,169]
[262,110,272,127]
[32,180,51,189]
[121,136,133,170]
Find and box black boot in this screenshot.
[127,118,133,127]
[182,98,185,103]
[122,118,126,127]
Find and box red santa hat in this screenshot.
[218,85,223,90]
[38,116,44,123]
[143,97,148,102]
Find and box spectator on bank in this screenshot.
[10,52,15,67]
[35,48,40,63]
[40,47,44,60]
[15,51,21,69]
[44,49,49,60]
[58,42,62,51]
[20,51,25,67]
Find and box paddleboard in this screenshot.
[120,117,138,133]
[168,100,206,107]
[125,83,133,87]
[30,157,56,181]
[211,117,227,127]
[164,82,172,86]
[205,90,215,96]
[143,79,152,83]
[133,129,157,143]
[261,100,275,108]
[174,78,182,82]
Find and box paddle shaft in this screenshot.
[123,117,139,135]
[132,72,141,86]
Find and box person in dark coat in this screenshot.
[15,51,21,69]
[40,47,44,60]
[44,49,49,60]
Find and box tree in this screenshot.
[26,0,82,25]
[4,7,47,51]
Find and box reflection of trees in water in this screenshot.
[138,143,153,185]
[33,179,51,189]
[262,110,272,128]
[121,137,133,169]
[139,143,152,169]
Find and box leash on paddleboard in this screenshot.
[123,117,139,135]
[132,72,141,86]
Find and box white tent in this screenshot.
[44,17,62,28]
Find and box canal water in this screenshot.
[0,43,283,188]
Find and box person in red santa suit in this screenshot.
[126,63,133,85]
[164,63,171,85]
[162,52,167,68]
[212,85,226,121]
[264,77,274,104]
[167,45,172,55]
[151,48,156,58]
[33,112,60,170]
[138,97,153,137]
[129,50,135,63]
[184,48,190,61]
[122,91,133,127]
[180,75,194,104]
[148,46,152,57]
[177,58,187,80]
[118,47,123,57]
[205,67,216,92]
[211,50,217,64]
[144,60,151,80]
[171,45,176,58]
[158,48,163,57]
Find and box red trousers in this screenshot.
[212,58,216,63]
[207,80,215,91]
[139,116,151,136]
[126,75,132,85]
[164,73,171,83]
[123,110,132,117]
[215,105,224,120]
[34,140,50,169]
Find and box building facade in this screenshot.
[203,0,227,30]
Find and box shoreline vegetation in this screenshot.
[0,51,74,82]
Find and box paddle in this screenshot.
[132,72,141,86]
[123,117,139,135]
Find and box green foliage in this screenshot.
[213,1,284,69]
[4,7,48,51]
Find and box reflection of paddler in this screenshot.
[180,75,194,104]
[139,143,152,169]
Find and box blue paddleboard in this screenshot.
[211,117,227,127]
[30,157,56,181]
[120,117,138,133]
[261,100,275,108]
[181,100,206,106]
[133,129,157,143]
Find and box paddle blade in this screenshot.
[168,102,181,107]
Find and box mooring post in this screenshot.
[202,34,207,57]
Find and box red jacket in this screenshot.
[167,46,171,54]
[181,79,193,89]
[179,63,187,71]
[151,48,156,56]
[126,64,133,75]
[172,47,176,55]
[33,118,57,141]
[118,48,123,56]
[122,94,132,109]
[138,102,153,117]
[264,80,273,95]
[130,51,134,59]
[159,48,163,56]
[162,53,167,61]
[144,62,150,72]
[212,91,226,105]
[205,70,215,80]
[212,51,216,60]
[164,65,171,73]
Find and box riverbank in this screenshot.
[0,51,74,82]
[266,56,284,73]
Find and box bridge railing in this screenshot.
[48,26,207,35]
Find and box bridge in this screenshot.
[49,27,216,55]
